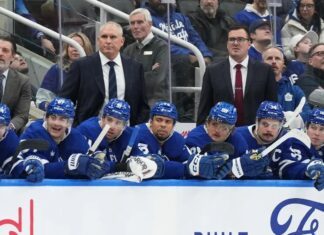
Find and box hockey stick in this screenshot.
[3,139,50,176]
[253,129,311,159]
[283,97,306,128]
[200,142,234,155]
[87,124,110,155]
[120,125,140,163]
[13,139,50,159]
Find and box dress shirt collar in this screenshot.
[229,55,249,69]
[139,32,154,47]
[0,69,9,79]
[99,51,123,67]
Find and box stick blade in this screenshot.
[200,142,235,155]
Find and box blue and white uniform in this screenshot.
[20,119,89,178]
[135,123,191,179]
[77,116,141,172]
[0,129,20,177]
[186,125,248,159]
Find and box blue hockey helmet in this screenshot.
[307,108,324,125]
[256,101,284,122]
[46,97,75,119]
[0,103,11,126]
[208,102,237,125]
[103,98,130,122]
[150,101,178,121]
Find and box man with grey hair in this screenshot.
[60,21,150,126]
[123,8,169,108]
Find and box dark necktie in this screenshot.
[0,74,4,101]
[107,61,117,99]
[234,64,244,126]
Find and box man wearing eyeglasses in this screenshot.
[296,43,324,101]
[197,25,277,126]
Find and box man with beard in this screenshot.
[248,19,273,61]
[188,0,235,61]
[234,0,282,45]
[262,46,311,128]
[134,101,244,180]
[19,97,109,180]
[0,36,31,133]
[234,101,324,190]
[296,43,324,100]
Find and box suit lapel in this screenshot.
[245,59,253,96]
[93,53,105,96]
[223,59,234,100]
[121,55,130,100]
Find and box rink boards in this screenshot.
[0,179,324,235]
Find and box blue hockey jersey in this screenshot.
[135,123,191,179]
[77,117,141,172]
[20,119,89,178]
[0,129,20,177]
[185,125,248,159]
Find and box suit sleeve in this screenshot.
[197,66,214,125]
[136,64,150,124]
[11,76,31,132]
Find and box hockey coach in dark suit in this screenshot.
[197,25,277,126]
[60,21,149,126]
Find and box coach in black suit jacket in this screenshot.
[60,21,149,126]
[197,25,277,126]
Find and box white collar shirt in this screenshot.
[229,56,249,96]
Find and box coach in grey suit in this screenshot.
[197,25,277,126]
[60,21,149,126]
[0,36,31,132]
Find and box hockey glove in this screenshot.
[187,153,229,179]
[23,156,45,183]
[232,149,270,178]
[66,154,110,179]
[306,159,324,191]
[127,154,165,179]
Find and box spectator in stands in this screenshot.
[0,36,31,133]
[15,0,56,55]
[59,21,150,126]
[248,19,272,61]
[281,0,324,59]
[145,0,213,122]
[36,32,93,111]
[296,43,324,100]
[9,52,28,74]
[197,25,277,126]
[234,0,282,45]
[188,0,236,61]
[262,46,311,128]
[123,8,170,108]
[285,31,318,77]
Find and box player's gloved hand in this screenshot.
[66,154,110,180]
[23,156,45,183]
[127,154,165,179]
[306,159,324,191]
[187,153,229,179]
[231,149,270,178]
[283,111,305,129]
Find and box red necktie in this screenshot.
[234,64,244,126]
